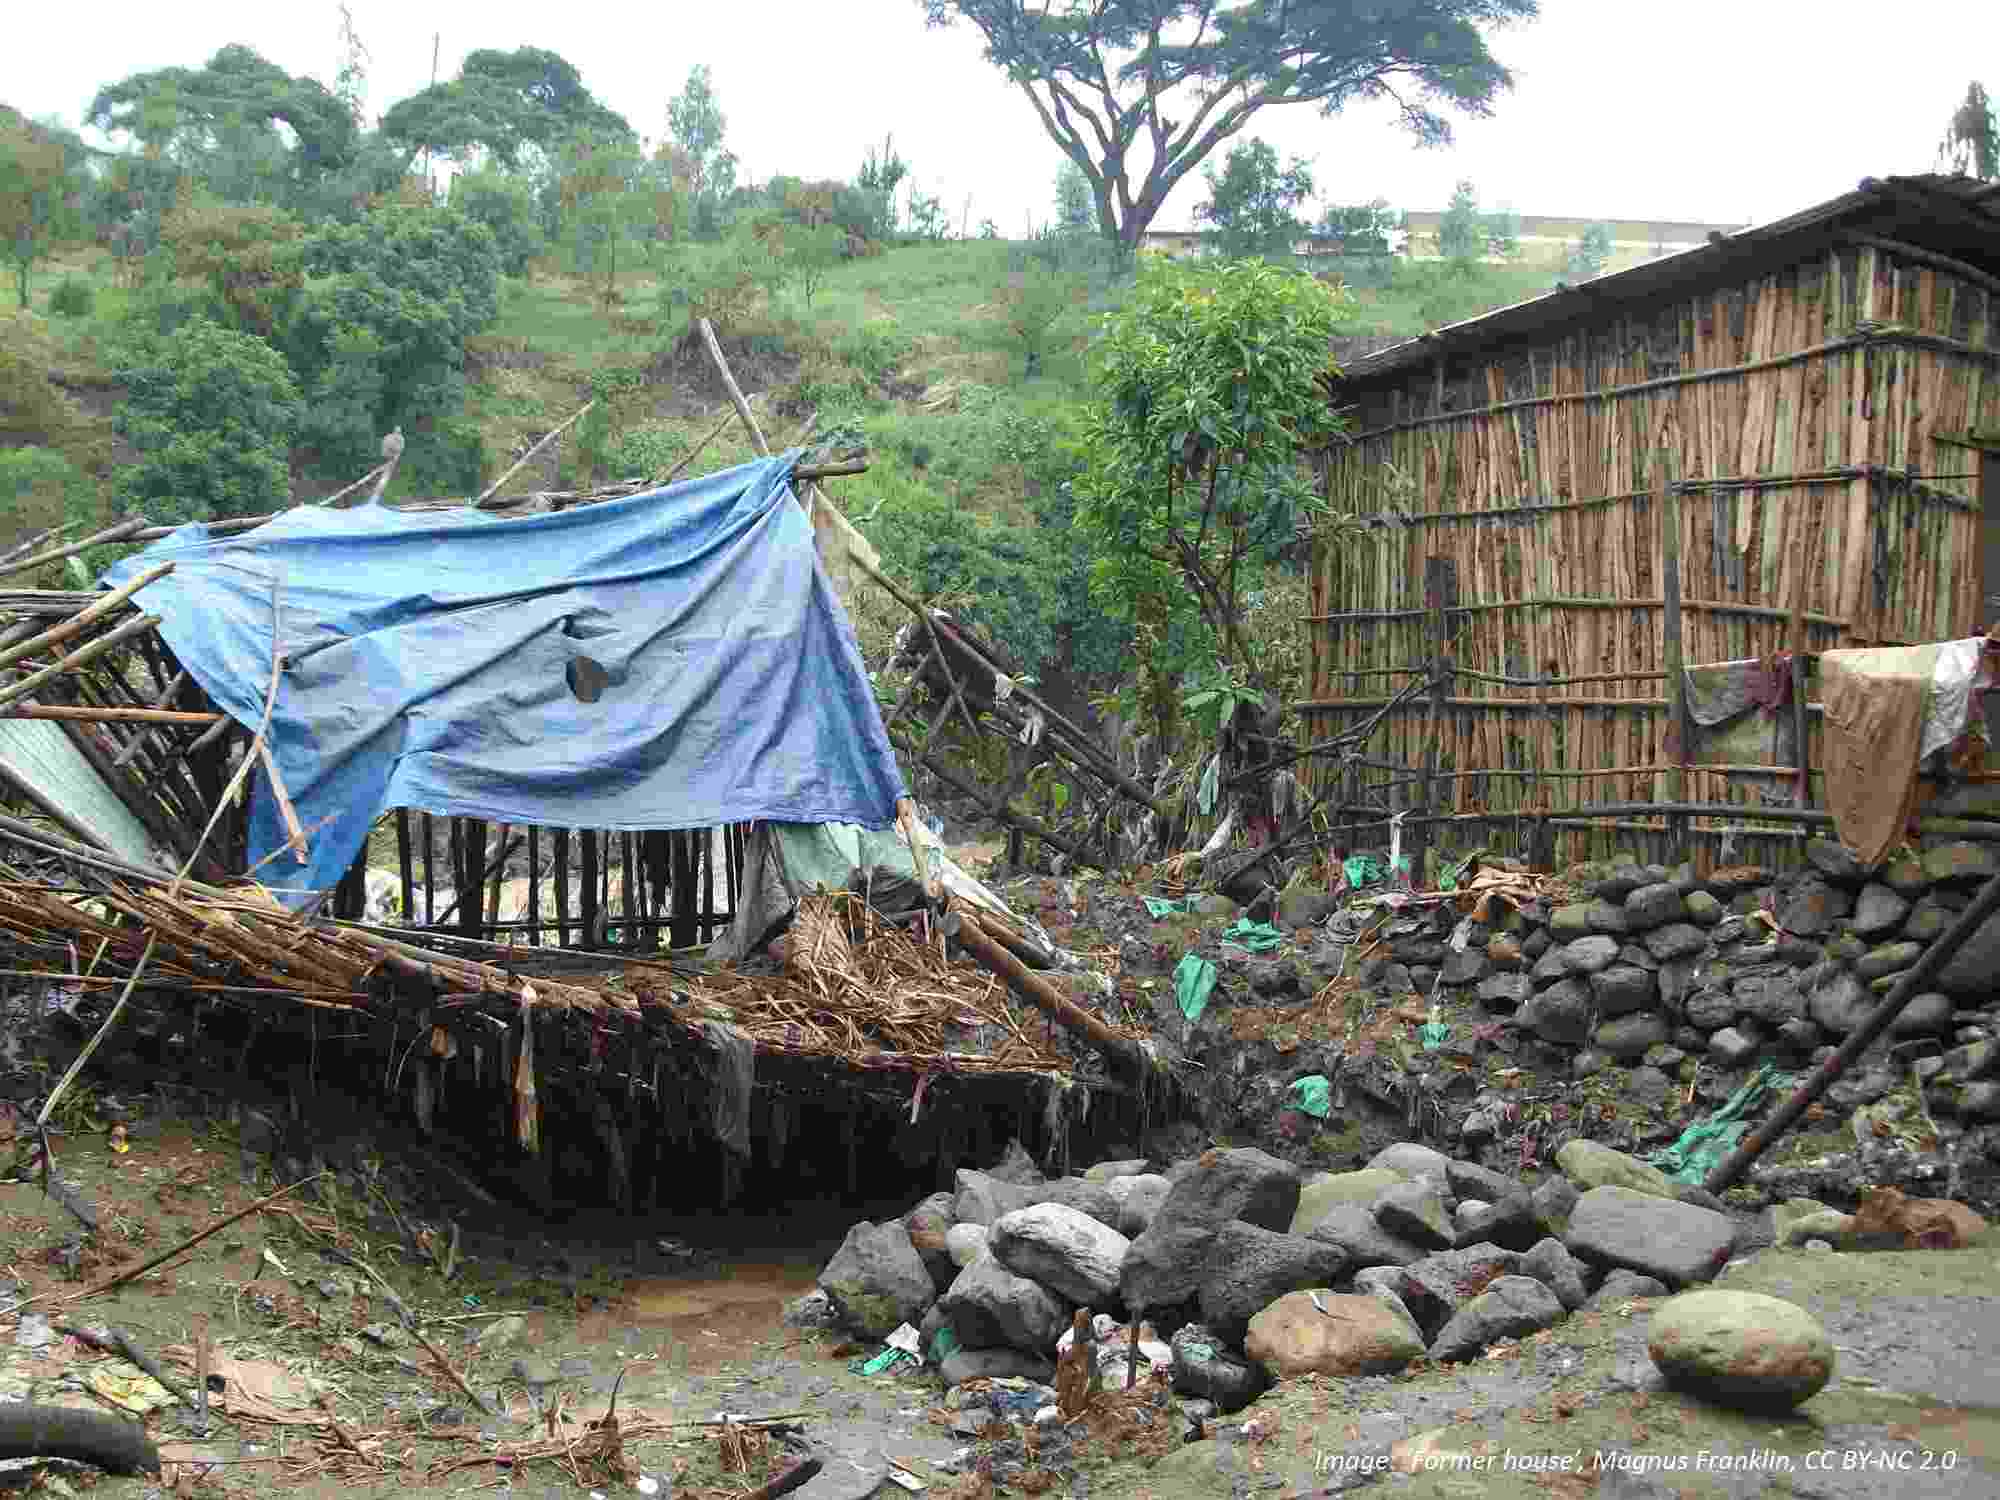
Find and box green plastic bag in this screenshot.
[1197,755,1220,816]
[1222,918,1284,952]
[1648,1061,1788,1185]
[1342,854,1385,888]
[851,1347,918,1376]
[928,1326,960,1365]
[1144,895,1200,918]
[1174,953,1218,1023]
[1418,1020,1450,1050]
[1290,1075,1332,1118]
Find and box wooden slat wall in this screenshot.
[1306,246,2000,864]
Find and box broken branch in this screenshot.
[697,318,769,456]
[478,400,598,507]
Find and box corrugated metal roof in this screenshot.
[1333,174,2000,390]
[0,721,170,869]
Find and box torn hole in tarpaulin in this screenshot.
[703,1019,755,1158]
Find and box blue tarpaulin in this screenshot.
[101,454,906,907]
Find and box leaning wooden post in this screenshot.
[1660,469,1689,866]
[1409,556,1455,888]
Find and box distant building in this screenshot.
[1399,212,1751,272]
[1139,214,1752,271]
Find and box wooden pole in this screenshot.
[1660,469,1688,865]
[1410,557,1455,887]
[476,400,597,507]
[0,517,149,583]
[697,318,769,457]
[0,705,221,725]
[948,908,1153,1082]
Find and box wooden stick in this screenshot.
[656,407,737,486]
[0,523,74,570]
[0,561,173,676]
[127,514,273,543]
[698,319,769,456]
[0,612,164,715]
[949,907,1153,1080]
[477,400,597,507]
[45,1172,325,1306]
[0,517,149,582]
[792,459,869,481]
[173,578,283,897]
[0,705,221,725]
[329,1248,496,1418]
[258,740,309,863]
[34,934,160,1130]
[316,462,390,508]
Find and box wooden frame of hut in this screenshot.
[1306,174,2000,873]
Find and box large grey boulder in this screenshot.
[1083,1158,1151,1184]
[1365,1142,1453,1187]
[1937,906,2000,998]
[1519,979,1594,1044]
[1850,883,1911,938]
[818,1221,938,1339]
[1119,1148,1300,1311]
[1386,1244,1522,1340]
[1195,1222,1350,1346]
[1589,965,1657,1016]
[1371,1179,1455,1250]
[945,1223,990,1268]
[1594,1012,1670,1060]
[1582,1268,1670,1310]
[1105,1173,1172,1238]
[938,1254,1070,1353]
[1446,1160,1525,1204]
[1305,1203,1428,1269]
[1624,883,1686,931]
[1452,1193,1542,1253]
[1429,1275,1567,1363]
[1564,1186,1735,1289]
[1034,1177,1123,1230]
[953,1169,1041,1227]
[1518,1237,1590,1311]
[1647,1290,1835,1409]
[990,1203,1130,1307]
[1808,970,1877,1036]
[1556,1139,1678,1200]
[904,1192,959,1290]
[1562,935,1622,976]
[1288,1168,1405,1233]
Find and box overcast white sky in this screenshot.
[6,1,1996,234]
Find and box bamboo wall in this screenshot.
[1306,241,2000,865]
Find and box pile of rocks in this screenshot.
[810,1134,1886,1425]
[1371,840,2000,1128]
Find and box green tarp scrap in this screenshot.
[851,1347,917,1376]
[1648,1061,1790,1185]
[1342,854,1385,888]
[1290,1075,1332,1118]
[1437,848,1488,893]
[927,1326,959,1366]
[1197,755,1220,816]
[1174,952,1218,1023]
[1145,895,1201,918]
[1222,918,1284,952]
[1418,1018,1450,1050]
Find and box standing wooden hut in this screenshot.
[1307,174,2000,871]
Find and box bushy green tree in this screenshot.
[1938,80,1998,179]
[0,446,103,548]
[557,130,663,310]
[1435,179,1518,266]
[87,45,362,208]
[994,255,1085,377]
[380,46,633,171]
[284,202,501,483]
[114,316,300,523]
[1075,256,1350,686]
[0,107,87,309]
[666,64,738,238]
[1196,138,1315,261]
[921,0,1538,250]
[448,169,546,276]
[855,135,909,240]
[159,191,305,336]
[1564,221,1614,281]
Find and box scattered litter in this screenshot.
[1649,1061,1788,1184]
[1220,918,1283,953]
[85,1364,179,1415]
[1196,755,1219,816]
[884,1323,924,1364]
[1173,954,1217,1024]
[13,1313,51,1350]
[1418,1007,1450,1051]
[926,1326,959,1366]
[1289,1075,1332,1119]
[260,1247,290,1277]
[1342,853,1386,888]
[1143,896,1200,918]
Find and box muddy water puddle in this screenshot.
[556,1254,824,1373]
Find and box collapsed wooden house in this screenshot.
[1308,173,2000,871]
[0,428,1177,1222]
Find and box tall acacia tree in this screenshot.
[379,46,633,171]
[1937,81,1997,180]
[920,0,1538,251]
